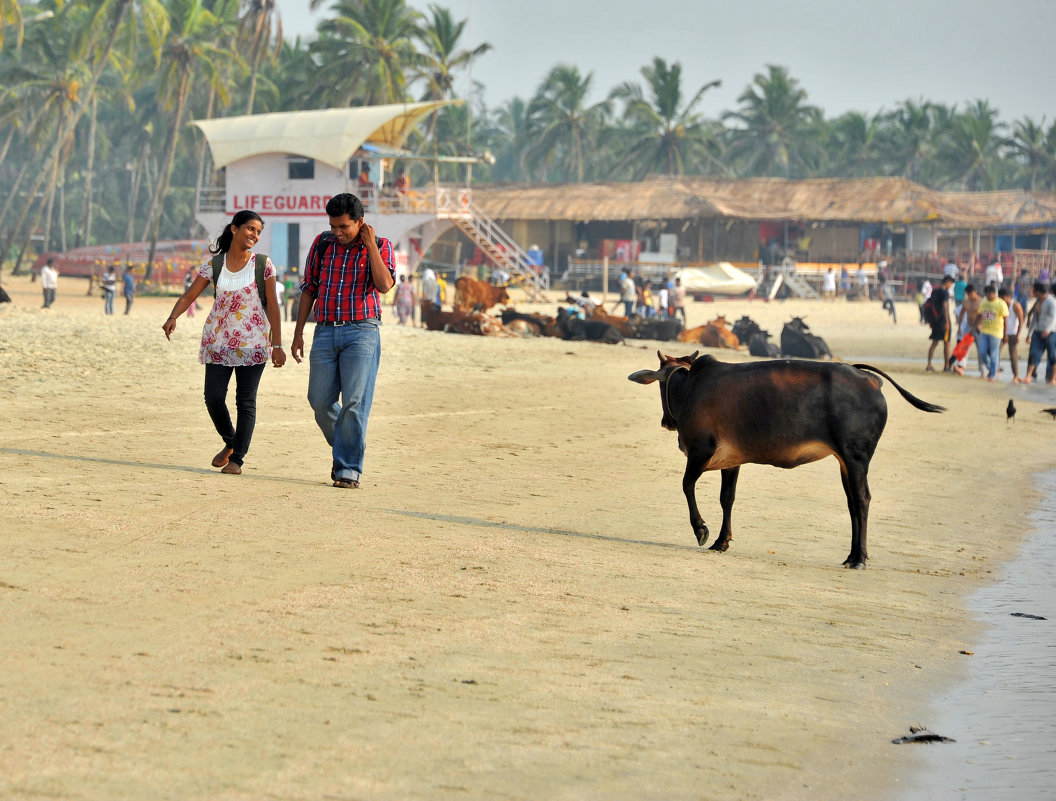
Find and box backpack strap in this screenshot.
[255,253,269,308]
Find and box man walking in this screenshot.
[1025,281,1056,385]
[122,265,135,314]
[40,258,58,308]
[291,193,396,488]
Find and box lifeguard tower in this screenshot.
[190,103,546,299]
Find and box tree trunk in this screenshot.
[143,69,191,279]
[193,85,216,230]
[78,93,98,248]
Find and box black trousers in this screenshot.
[203,363,265,466]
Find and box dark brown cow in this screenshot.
[629,352,945,568]
[454,276,511,311]
[419,300,470,331]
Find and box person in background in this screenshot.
[101,263,117,315]
[880,276,897,324]
[393,273,416,325]
[656,283,669,319]
[122,264,135,314]
[40,258,58,308]
[615,271,636,317]
[671,277,687,323]
[822,267,836,301]
[856,263,869,300]
[975,283,1008,382]
[954,284,981,376]
[998,287,1024,383]
[1024,281,1056,385]
[925,274,954,372]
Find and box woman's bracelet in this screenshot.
[273,345,284,349]
[167,317,176,321]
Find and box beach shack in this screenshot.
[189,103,546,297]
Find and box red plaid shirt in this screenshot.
[300,232,396,322]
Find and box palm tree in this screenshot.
[724,64,823,178]
[141,0,235,275]
[415,4,490,149]
[0,0,22,49]
[482,96,537,182]
[312,0,425,106]
[824,110,883,178]
[937,100,1006,190]
[608,57,723,179]
[238,0,282,114]
[1005,117,1050,192]
[1,0,150,270]
[876,99,940,183]
[526,64,610,182]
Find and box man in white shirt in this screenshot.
[985,258,1003,289]
[40,259,58,308]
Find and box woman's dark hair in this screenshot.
[210,209,264,255]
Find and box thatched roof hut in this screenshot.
[471,177,1056,229]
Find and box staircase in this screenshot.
[768,260,820,300]
[435,187,549,301]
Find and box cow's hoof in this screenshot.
[708,539,730,552]
[694,524,709,546]
[842,559,867,570]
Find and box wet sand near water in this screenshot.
[2,274,1054,800]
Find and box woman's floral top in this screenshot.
[196,253,276,366]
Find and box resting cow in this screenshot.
[419,300,470,331]
[628,352,945,568]
[454,275,511,311]
[678,316,740,348]
[557,308,623,344]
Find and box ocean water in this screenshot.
[897,471,1056,801]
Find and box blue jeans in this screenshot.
[977,332,1001,379]
[307,323,381,482]
[1028,331,1056,381]
[103,288,114,314]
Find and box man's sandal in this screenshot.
[333,478,359,489]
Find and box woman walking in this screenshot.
[162,210,285,474]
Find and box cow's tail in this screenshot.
[852,364,946,413]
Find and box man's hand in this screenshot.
[291,331,305,363]
[359,221,377,248]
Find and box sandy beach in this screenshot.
[2,272,1054,801]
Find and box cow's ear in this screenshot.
[690,350,699,361]
[628,369,660,384]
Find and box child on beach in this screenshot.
[161,210,285,474]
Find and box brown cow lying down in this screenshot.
[677,316,740,348]
[454,275,511,311]
[420,300,470,331]
[589,307,638,337]
[501,308,558,337]
[629,351,945,568]
[451,313,507,336]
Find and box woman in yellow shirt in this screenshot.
[976,283,1009,382]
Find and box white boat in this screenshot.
[673,263,758,296]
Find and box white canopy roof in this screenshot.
[190,101,458,171]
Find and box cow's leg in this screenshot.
[839,458,871,569]
[709,466,739,551]
[682,451,712,546]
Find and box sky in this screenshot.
[275,0,1055,123]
